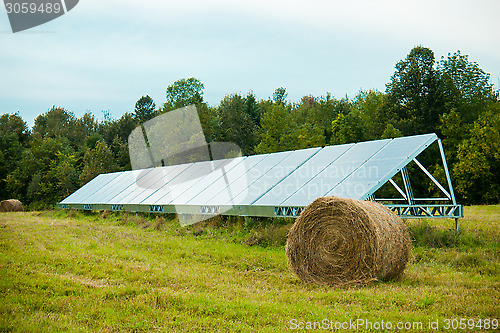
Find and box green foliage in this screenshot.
[84,132,104,150]
[386,46,445,135]
[133,95,156,123]
[255,103,297,154]
[381,123,402,139]
[438,110,465,164]
[453,106,500,204]
[214,94,258,155]
[438,51,498,123]
[0,133,24,193]
[0,112,31,145]
[196,103,218,143]
[5,136,78,208]
[79,140,119,186]
[33,107,95,149]
[32,107,75,139]
[244,91,261,126]
[110,135,131,171]
[0,113,30,200]
[294,123,325,149]
[294,94,343,143]
[257,94,332,154]
[331,113,363,144]
[98,112,137,145]
[272,87,287,105]
[350,90,388,140]
[163,77,204,111]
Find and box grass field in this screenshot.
[1,206,499,332]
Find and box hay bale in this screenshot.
[285,196,410,286]
[0,199,24,212]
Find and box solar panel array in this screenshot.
[59,133,438,218]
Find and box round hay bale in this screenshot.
[285,196,411,286]
[0,199,24,212]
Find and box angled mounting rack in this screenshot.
[58,133,463,230]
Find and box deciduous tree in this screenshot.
[272,87,287,106]
[215,94,258,155]
[0,113,30,200]
[386,46,444,135]
[79,140,118,186]
[163,78,204,111]
[453,104,500,204]
[255,103,296,154]
[438,51,498,123]
[6,136,77,208]
[134,95,157,123]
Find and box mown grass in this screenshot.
[0,206,499,332]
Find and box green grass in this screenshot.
[0,206,499,332]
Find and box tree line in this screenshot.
[0,46,498,209]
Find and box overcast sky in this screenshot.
[1,0,499,128]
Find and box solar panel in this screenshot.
[211,150,293,205]
[326,133,437,200]
[59,133,462,221]
[131,163,194,205]
[232,147,321,206]
[96,170,148,204]
[169,157,245,205]
[280,139,391,206]
[107,167,167,204]
[61,172,121,204]
[254,143,353,206]
[187,154,268,205]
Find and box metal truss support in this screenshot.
[389,179,407,200]
[401,166,419,216]
[438,139,457,205]
[438,139,460,232]
[274,206,304,218]
[413,158,451,200]
[58,136,463,228]
[374,138,463,229]
[386,204,463,219]
[401,167,415,206]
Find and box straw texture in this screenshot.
[285,197,411,286]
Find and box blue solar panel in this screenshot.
[211,150,293,205]
[60,172,121,204]
[232,147,321,205]
[170,157,245,205]
[60,133,441,216]
[107,168,166,204]
[186,154,268,205]
[326,133,437,199]
[254,144,353,206]
[132,163,194,205]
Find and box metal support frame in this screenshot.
[373,138,463,230]
[57,136,463,228]
[385,204,463,219]
[401,167,415,205]
[438,139,460,232]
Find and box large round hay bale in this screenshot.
[0,199,24,212]
[285,196,411,286]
